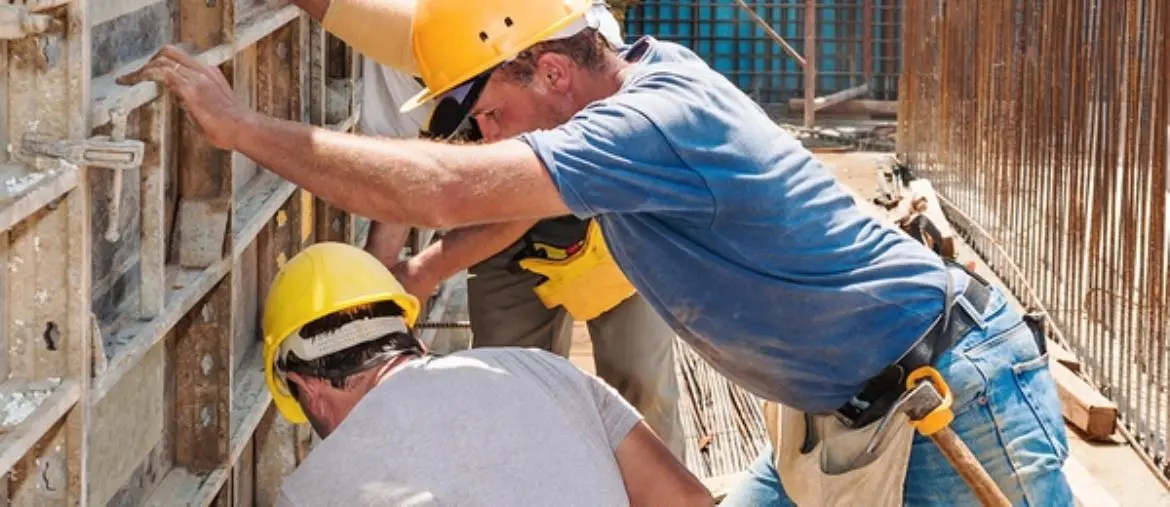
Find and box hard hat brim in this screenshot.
[401,4,592,113]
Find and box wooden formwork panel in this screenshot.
[0,0,364,504]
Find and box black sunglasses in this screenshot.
[419,66,498,142]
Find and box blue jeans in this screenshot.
[722,285,1074,506]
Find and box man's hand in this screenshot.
[391,258,442,300]
[117,45,254,151]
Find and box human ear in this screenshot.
[535,54,573,93]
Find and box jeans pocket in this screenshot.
[961,322,1073,505]
[1011,353,1071,461]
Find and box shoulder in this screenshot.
[454,347,583,378]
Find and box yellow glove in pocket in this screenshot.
[518,221,636,321]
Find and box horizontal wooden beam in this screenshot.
[89,5,302,128]
[810,84,870,112]
[0,162,78,234]
[787,98,899,117]
[233,173,299,258]
[1051,362,1118,440]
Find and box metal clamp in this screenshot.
[22,108,145,242]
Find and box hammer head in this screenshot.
[901,381,947,422]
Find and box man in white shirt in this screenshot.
[263,242,710,506]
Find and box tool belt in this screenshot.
[509,218,637,322]
[834,261,1001,430]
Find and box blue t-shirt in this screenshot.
[519,37,954,413]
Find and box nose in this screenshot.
[477,117,502,142]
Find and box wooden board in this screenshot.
[1051,362,1119,440]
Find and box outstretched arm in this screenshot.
[391,220,538,298]
[239,114,569,228]
[118,46,570,228]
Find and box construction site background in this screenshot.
[0,0,1164,505]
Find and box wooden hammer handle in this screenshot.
[929,427,1013,506]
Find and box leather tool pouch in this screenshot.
[764,401,915,507]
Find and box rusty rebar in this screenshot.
[899,0,1170,481]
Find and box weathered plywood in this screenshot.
[0,0,357,503]
[86,345,164,506]
[139,96,169,320]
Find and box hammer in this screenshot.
[901,369,1013,507]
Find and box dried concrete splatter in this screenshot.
[0,380,61,427]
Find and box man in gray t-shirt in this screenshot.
[262,243,710,507]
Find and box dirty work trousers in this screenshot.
[721,281,1074,506]
[467,241,686,461]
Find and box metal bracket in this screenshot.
[22,108,145,242]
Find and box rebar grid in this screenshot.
[899,0,1170,480]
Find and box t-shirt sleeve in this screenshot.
[517,72,716,221]
[582,371,643,450]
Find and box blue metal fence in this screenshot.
[622,0,902,111]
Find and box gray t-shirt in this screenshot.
[276,348,641,506]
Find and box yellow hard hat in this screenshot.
[400,0,596,112]
[262,242,421,424]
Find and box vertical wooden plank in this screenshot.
[233,244,259,372]
[257,24,296,122]
[233,46,259,194]
[862,0,874,83]
[3,0,92,500]
[804,0,817,127]
[139,97,169,320]
[168,0,237,494]
[171,278,232,473]
[175,0,235,269]
[314,32,350,243]
[230,42,259,374]
[307,19,326,126]
[232,439,255,507]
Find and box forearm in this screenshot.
[408,220,537,283]
[235,114,566,228]
[616,423,713,507]
[366,221,414,266]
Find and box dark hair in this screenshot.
[498,28,612,84]
[283,301,422,390]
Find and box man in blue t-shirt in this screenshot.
[123,0,1073,503]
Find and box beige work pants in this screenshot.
[468,241,686,461]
